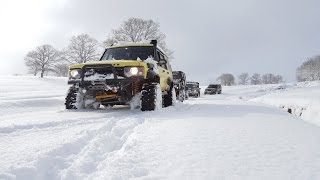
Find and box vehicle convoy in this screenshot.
[186,81,201,98]
[204,84,222,94]
[65,40,175,111]
[172,71,187,102]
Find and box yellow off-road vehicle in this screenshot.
[65,40,175,111]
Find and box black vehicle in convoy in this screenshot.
[186,81,201,98]
[173,71,187,102]
[204,84,222,95]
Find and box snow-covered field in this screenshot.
[1,76,320,180]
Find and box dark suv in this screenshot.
[204,84,222,95]
[173,71,187,102]
[186,81,201,98]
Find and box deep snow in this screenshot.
[1,76,320,180]
[251,82,320,126]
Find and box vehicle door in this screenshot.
[156,50,171,91]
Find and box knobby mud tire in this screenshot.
[141,84,158,111]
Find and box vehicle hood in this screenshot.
[69,60,147,69]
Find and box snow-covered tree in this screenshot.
[238,73,250,85]
[65,34,100,64]
[296,56,320,82]
[250,73,262,85]
[104,17,173,58]
[24,44,60,78]
[217,73,235,86]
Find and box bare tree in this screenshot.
[104,17,173,58]
[25,60,40,76]
[217,73,235,86]
[53,63,69,77]
[262,73,274,84]
[250,73,262,85]
[296,56,320,82]
[24,44,60,78]
[238,73,250,85]
[65,34,100,64]
[261,73,284,84]
[272,75,284,84]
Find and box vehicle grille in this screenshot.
[83,66,125,78]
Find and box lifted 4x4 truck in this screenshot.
[65,40,175,111]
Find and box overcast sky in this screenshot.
[0,0,319,83]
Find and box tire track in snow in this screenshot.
[0,107,138,134]
[4,111,147,180]
[0,113,116,135]
[59,116,146,180]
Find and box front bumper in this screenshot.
[68,64,144,104]
[187,91,198,96]
[204,90,217,94]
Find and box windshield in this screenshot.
[100,46,154,60]
[187,84,197,88]
[173,72,182,79]
[208,85,219,88]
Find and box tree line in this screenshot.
[25,17,319,83]
[217,73,284,86]
[25,17,171,78]
[216,54,320,86]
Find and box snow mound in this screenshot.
[251,83,320,126]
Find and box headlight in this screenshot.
[69,69,81,79]
[124,67,144,77]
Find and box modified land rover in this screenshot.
[65,40,175,111]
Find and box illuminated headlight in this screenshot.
[124,67,144,77]
[69,69,81,79]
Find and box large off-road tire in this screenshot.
[163,86,176,107]
[65,85,84,109]
[185,92,189,100]
[141,84,161,111]
[177,89,185,102]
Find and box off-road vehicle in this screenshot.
[186,81,201,98]
[204,84,222,95]
[172,71,187,102]
[65,40,175,111]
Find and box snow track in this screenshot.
[1,76,320,179]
